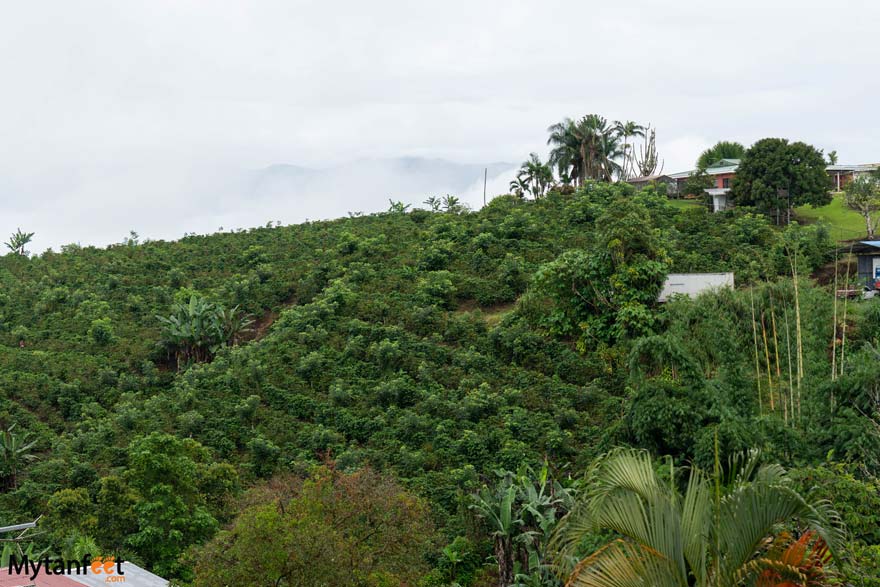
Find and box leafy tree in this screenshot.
[696,141,746,170]
[550,448,844,587]
[843,174,880,237]
[192,467,434,587]
[4,228,34,256]
[681,170,714,200]
[828,150,839,165]
[531,195,668,344]
[88,317,115,346]
[731,138,832,224]
[125,433,227,578]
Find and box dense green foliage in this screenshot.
[731,138,833,224]
[0,180,876,585]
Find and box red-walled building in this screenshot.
[654,159,880,212]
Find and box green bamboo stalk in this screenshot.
[761,310,774,411]
[831,247,838,381]
[750,288,763,415]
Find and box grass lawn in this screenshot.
[666,199,703,210]
[794,194,867,242]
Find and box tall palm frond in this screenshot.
[550,448,844,587]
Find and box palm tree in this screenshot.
[4,228,34,256]
[0,424,38,489]
[615,121,646,180]
[547,118,583,186]
[550,448,843,587]
[827,150,839,165]
[514,153,554,199]
[696,141,746,170]
[509,176,529,198]
[598,132,625,182]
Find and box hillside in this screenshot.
[1,183,878,584]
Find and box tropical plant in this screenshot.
[547,115,634,184]
[442,194,465,213]
[424,195,442,211]
[635,125,663,177]
[4,228,34,256]
[828,150,839,165]
[547,118,583,186]
[387,199,411,214]
[0,424,38,489]
[550,448,844,587]
[697,141,746,170]
[471,462,575,587]
[615,120,646,180]
[513,153,554,199]
[509,176,530,198]
[157,295,252,369]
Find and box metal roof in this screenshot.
[0,563,168,587]
[626,174,672,183]
[707,158,741,167]
[827,164,879,172]
[669,160,877,182]
[69,563,167,587]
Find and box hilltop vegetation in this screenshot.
[1,181,878,585]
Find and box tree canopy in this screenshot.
[731,138,832,224]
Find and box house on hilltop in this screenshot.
[663,158,879,213]
[667,159,740,212]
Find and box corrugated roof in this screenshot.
[827,164,879,172]
[626,174,671,183]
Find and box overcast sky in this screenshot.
[1,1,878,251]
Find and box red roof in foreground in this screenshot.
[0,571,85,587]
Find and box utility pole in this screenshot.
[483,167,488,207]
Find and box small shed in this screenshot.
[658,272,735,302]
[848,240,880,288]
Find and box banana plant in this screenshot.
[471,463,576,587]
[0,424,38,489]
[157,294,253,370]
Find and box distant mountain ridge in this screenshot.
[247,157,516,208]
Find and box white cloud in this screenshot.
[0,0,877,250]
